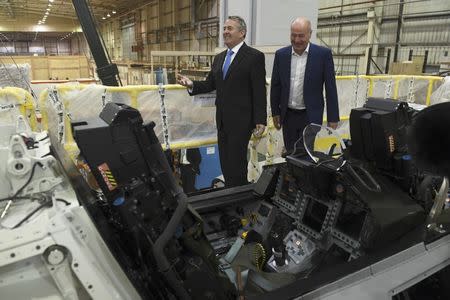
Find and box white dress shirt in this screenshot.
[222,41,244,69]
[288,43,310,110]
[190,41,244,92]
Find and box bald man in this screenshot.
[270,17,339,154]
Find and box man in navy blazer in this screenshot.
[177,16,267,187]
[271,17,339,154]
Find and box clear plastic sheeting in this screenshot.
[430,76,450,105]
[336,77,369,117]
[0,87,36,131]
[0,92,24,126]
[45,95,63,143]
[63,84,132,121]
[394,77,436,104]
[371,77,395,99]
[366,76,443,105]
[40,84,216,151]
[0,64,31,91]
[137,90,164,141]
[163,88,217,146]
[36,75,443,161]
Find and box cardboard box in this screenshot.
[389,59,423,75]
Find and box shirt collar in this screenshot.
[291,43,310,56]
[229,41,244,54]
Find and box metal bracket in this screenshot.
[42,245,79,300]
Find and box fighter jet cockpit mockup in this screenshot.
[1,99,449,300]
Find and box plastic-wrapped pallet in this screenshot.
[430,76,450,105]
[0,64,31,91]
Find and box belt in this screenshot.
[287,107,306,113]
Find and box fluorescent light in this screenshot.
[45,12,49,15]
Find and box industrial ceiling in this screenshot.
[0,0,152,21]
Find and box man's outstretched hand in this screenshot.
[176,74,193,88]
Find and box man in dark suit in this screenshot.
[271,17,339,154]
[177,16,267,187]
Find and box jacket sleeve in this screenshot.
[191,55,218,95]
[270,51,281,117]
[324,49,340,122]
[250,51,267,126]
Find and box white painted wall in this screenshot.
[220,0,319,77]
[220,0,319,47]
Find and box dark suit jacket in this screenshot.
[270,43,339,125]
[191,43,267,133]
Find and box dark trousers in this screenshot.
[217,128,252,187]
[282,108,310,154]
[180,164,197,193]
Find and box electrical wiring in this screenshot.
[0,161,43,203]
[0,196,32,202]
[10,198,71,229]
[55,198,71,206]
[11,200,52,229]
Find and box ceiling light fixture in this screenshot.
[112,10,116,14]
[49,0,54,2]
[102,16,106,20]
[107,13,111,17]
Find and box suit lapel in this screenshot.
[304,43,314,92]
[218,50,227,81]
[224,43,247,80]
[284,46,292,91]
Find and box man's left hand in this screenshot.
[253,124,266,137]
[328,122,338,130]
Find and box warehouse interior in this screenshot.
[0,1,450,300]
[0,0,449,81]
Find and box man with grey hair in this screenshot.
[177,16,267,187]
[270,17,339,154]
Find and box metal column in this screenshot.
[393,0,404,62]
[72,0,120,86]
